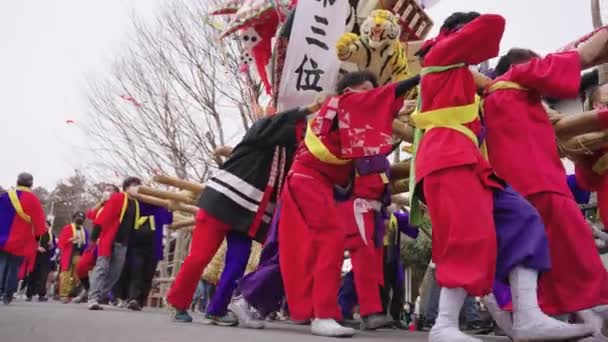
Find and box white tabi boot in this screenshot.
[510,266,594,341]
[578,309,608,341]
[429,287,482,342]
[311,319,355,337]
[482,293,514,338]
[228,297,265,329]
[593,306,608,320]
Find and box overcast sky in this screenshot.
[0,0,593,189]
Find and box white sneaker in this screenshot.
[228,297,265,329]
[88,300,103,311]
[310,319,355,337]
[482,294,514,337]
[429,325,483,342]
[117,299,127,308]
[512,311,594,341]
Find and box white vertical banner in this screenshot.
[277,0,349,111]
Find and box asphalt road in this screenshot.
[0,300,510,342]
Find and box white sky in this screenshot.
[0,0,594,188]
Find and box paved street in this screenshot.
[0,300,509,342]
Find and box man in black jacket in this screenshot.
[25,221,55,302]
[166,98,326,323]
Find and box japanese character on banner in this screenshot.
[276,0,349,110]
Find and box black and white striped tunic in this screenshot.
[198,107,309,242]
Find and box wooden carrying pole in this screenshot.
[560,131,608,158]
[169,219,196,231]
[390,160,412,180]
[390,179,410,194]
[153,175,205,195]
[138,186,197,205]
[135,193,198,215]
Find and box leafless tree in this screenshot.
[84,0,262,183]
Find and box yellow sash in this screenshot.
[119,193,141,229]
[136,216,155,231]
[95,205,104,219]
[410,98,481,147]
[71,223,86,248]
[8,186,32,223]
[304,120,350,165]
[486,81,527,94]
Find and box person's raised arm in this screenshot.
[430,14,506,65]
[394,75,421,98]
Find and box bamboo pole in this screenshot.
[390,179,410,194]
[169,219,196,231]
[390,160,412,180]
[391,194,410,207]
[153,175,205,194]
[166,201,198,215]
[134,194,170,208]
[138,186,197,205]
[560,131,608,158]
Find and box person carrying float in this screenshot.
[411,12,592,342]
[277,70,420,337]
[482,28,608,339]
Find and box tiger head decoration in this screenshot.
[360,10,401,50]
[336,9,410,85]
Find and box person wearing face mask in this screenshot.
[57,211,89,303]
[71,184,120,304]
[88,177,142,310]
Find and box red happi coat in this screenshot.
[415,14,505,185]
[0,187,47,257]
[18,237,38,279]
[93,192,136,257]
[58,224,88,271]
[484,51,582,196]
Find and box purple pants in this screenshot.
[492,186,551,306]
[237,186,550,313]
[237,204,285,317]
[206,231,252,317]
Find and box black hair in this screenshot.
[494,48,540,76]
[581,69,599,96]
[72,211,85,220]
[16,172,33,188]
[441,11,480,32]
[122,176,142,191]
[335,71,379,94]
[106,184,120,193]
[416,11,480,58]
[586,83,608,108]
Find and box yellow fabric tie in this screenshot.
[8,186,31,223]
[71,224,85,248]
[486,81,527,94]
[136,216,155,231]
[411,96,482,148]
[304,119,350,165]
